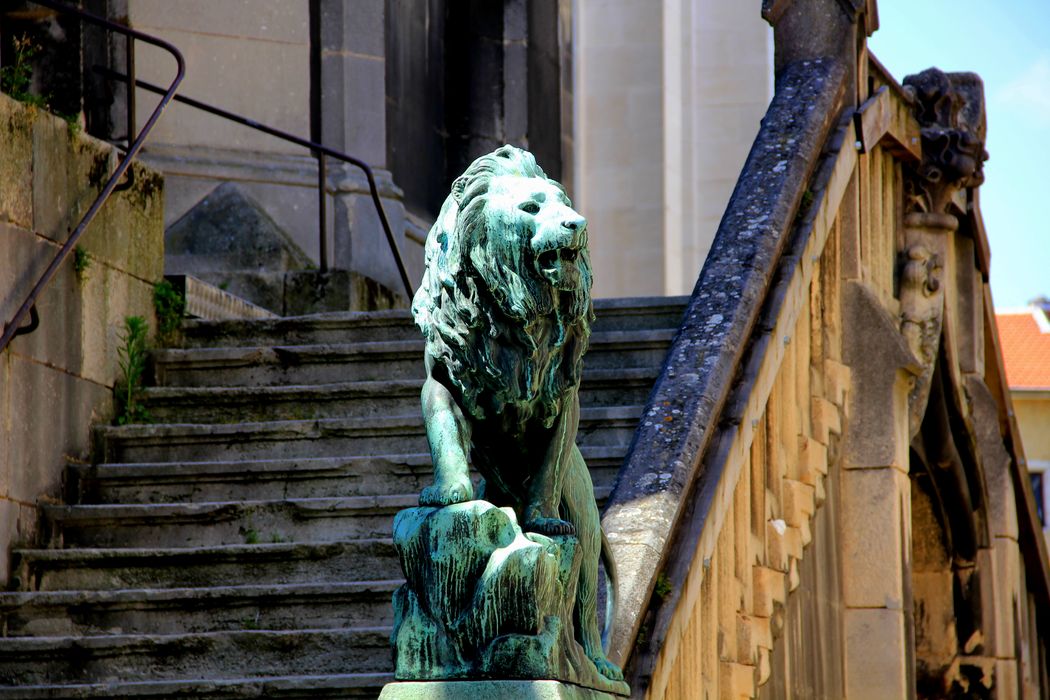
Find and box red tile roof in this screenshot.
[997,308,1050,390]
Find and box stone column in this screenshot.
[318,0,408,297]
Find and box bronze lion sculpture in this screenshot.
[410,145,623,683]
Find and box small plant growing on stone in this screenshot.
[0,35,46,108]
[243,528,260,545]
[153,279,186,345]
[653,571,673,600]
[72,246,90,279]
[114,315,151,425]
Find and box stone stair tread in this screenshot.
[154,328,676,366]
[0,627,393,685]
[46,488,613,525]
[97,405,643,441]
[0,625,387,650]
[143,366,660,401]
[176,295,689,348]
[0,579,402,611]
[0,672,393,698]
[14,539,395,565]
[79,445,624,480]
[46,495,421,520]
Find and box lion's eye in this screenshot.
[519,201,541,215]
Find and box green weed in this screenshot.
[114,316,151,425]
[153,279,186,345]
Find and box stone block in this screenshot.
[810,396,840,445]
[752,566,786,617]
[824,358,851,408]
[0,95,34,229]
[720,661,756,699]
[322,53,387,166]
[333,185,408,297]
[782,478,815,529]
[5,354,109,503]
[842,281,915,471]
[32,111,117,244]
[798,434,828,484]
[844,608,909,700]
[136,30,309,155]
[994,658,1019,699]
[319,0,384,57]
[0,499,33,584]
[840,467,909,608]
[988,537,1021,658]
[130,0,309,44]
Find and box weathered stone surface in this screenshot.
[601,57,847,666]
[841,280,916,470]
[165,182,312,276]
[0,95,34,229]
[3,299,678,695]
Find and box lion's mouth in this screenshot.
[537,248,581,290]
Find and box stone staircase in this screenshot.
[0,296,686,698]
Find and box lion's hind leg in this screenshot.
[561,444,624,682]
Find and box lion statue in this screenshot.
[411,145,623,683]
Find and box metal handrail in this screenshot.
[95,67,415,299]
[0,0,185,354]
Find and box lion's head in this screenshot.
[412,145,594,427]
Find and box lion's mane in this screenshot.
[411,146,593,428]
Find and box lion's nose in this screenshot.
[562,216,586,232]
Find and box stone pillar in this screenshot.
[840,280,918,700]
[318,0,408,296]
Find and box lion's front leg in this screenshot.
[523,393,579,536]
[419,373,474,506]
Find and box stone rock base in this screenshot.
[378,680,624,699]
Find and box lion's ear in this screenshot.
[451,176,469,204]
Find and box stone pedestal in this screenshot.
[378,680,622,699]
[390,501,629,697]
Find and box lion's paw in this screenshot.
[524,516,576,537]
[590,655,625,682]
[419,478,473,507]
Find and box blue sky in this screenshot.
[867,0,1050,308]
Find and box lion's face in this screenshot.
[484,174,588,293]
[413,145,593,424]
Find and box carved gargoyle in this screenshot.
[386,146,629,697]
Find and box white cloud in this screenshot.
[996,55,1050,121]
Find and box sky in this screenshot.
[867,0,1050,309]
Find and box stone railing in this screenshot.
[601,22,1050,700]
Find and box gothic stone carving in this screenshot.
[898,69,987,437]
[390,145,628,697]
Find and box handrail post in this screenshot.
[318,152,328,272]
[124,28,135,150]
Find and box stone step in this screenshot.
[46,487,615,549]
[0,627,392,686]
[10,540,400,593]
[95,406,643,464]
[152,329,674,388]
[176,296,688,349]
[69,445,626,505]
[0,672,392,699]
[0,580,400,637]
[141,367,660,424]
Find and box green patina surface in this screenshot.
[387,146,628,696]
